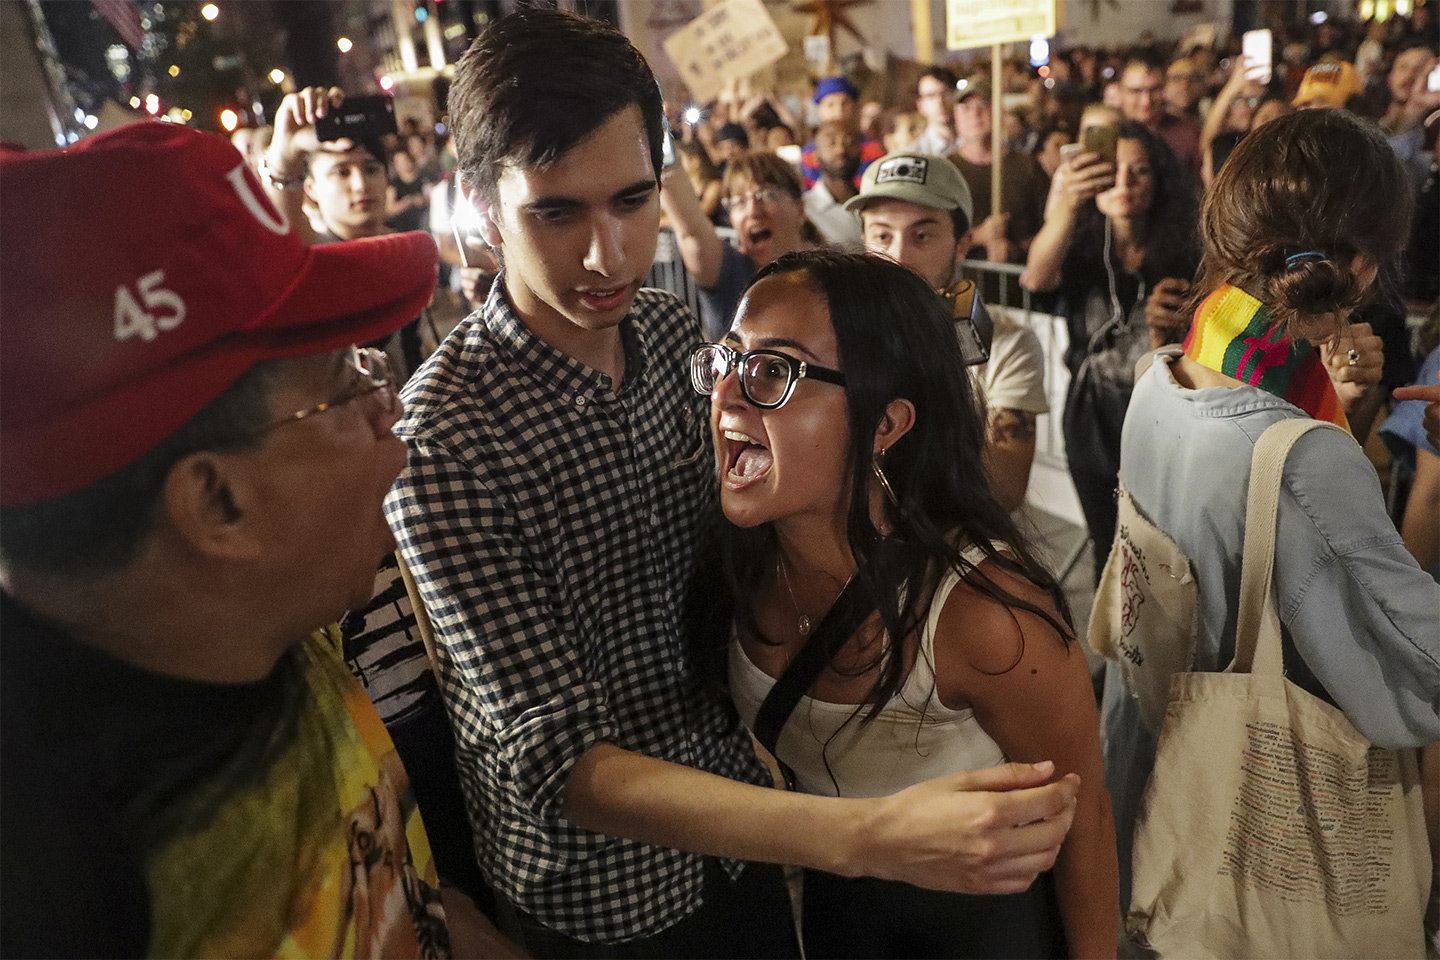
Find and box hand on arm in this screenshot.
[934,566,1120,959]
[565,745,1078,895]
[262,86,345,245]
[389,444,1078,897]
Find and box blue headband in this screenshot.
[1285,250,1327,267]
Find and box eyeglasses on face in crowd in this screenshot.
[721,187,783,212]
[255,345,398,434]
[689,342,846,409]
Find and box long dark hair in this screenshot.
[1071,120,1199,280]
[721,250,1072,721]
[1194,108,1412,341]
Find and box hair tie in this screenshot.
[1284,250,1327,268]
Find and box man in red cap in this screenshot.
[0,122,507,958]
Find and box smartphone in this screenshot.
[1242,29,1272,86]
[1428,63,1440,93]
[1059,142,1083,163]
[1082,124,1118,165]
[315,95,398,143]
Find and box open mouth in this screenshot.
[722,428,773,488]
[744,226,773,249]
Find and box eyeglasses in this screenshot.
[721,187,783,212]
[689,342,846,409]
[254,345,399,435]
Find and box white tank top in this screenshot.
[729,544,1007,798]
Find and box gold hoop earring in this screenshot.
[872,451,899,508]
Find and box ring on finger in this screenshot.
[1347,348,1360,367]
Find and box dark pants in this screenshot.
[503,859,799,959]
[801,869,1068,959]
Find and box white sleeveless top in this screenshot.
[729,544,1007,798]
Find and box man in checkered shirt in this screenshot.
[385,10,1080,957]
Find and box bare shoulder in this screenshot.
[932,557,1075,694]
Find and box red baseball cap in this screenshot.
[0,121,438,507]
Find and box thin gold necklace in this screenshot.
[775,551,856,637]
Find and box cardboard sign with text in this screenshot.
[664,0,789,103]
[946,0,1055,51]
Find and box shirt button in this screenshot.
[574,396,587,408]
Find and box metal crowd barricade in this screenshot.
[644,226,739,324]
[958,258,1091,583]
[645,227,702,319]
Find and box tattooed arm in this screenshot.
[985,408,1038,514]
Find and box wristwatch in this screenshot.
[259,156,305,191]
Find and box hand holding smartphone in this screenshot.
[315,95,398,143]
[1242,29,1272,86]
[1082,124,1118,165]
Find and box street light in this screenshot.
[145,94,160,115]
[219,109,239,132]
[201,3,219,20]
[269,68,286,85]
[337,37,353,53]
[168,64,180,77]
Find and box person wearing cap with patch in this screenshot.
[847,152,1048,513]
[391,9,1080,955]
[800,75,884,190]
[0,122,517,958]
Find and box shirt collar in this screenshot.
[480,275,648,404]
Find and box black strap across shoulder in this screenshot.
[752,575,875,761]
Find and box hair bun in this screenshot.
[1269,254,1361,326]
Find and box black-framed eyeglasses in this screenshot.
[254,345,399,434]
[689,342,846,409]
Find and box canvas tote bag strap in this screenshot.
[1231,418,1350,676]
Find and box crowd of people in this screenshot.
[1,5,1437,959]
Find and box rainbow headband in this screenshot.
[1181,284,1348,429]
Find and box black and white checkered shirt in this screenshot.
[385,282,768,943]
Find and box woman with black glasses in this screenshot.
[689,250,1118,959]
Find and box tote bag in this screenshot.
[1126,418,1432,959]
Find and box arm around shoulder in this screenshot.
[563,742,1078,896]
